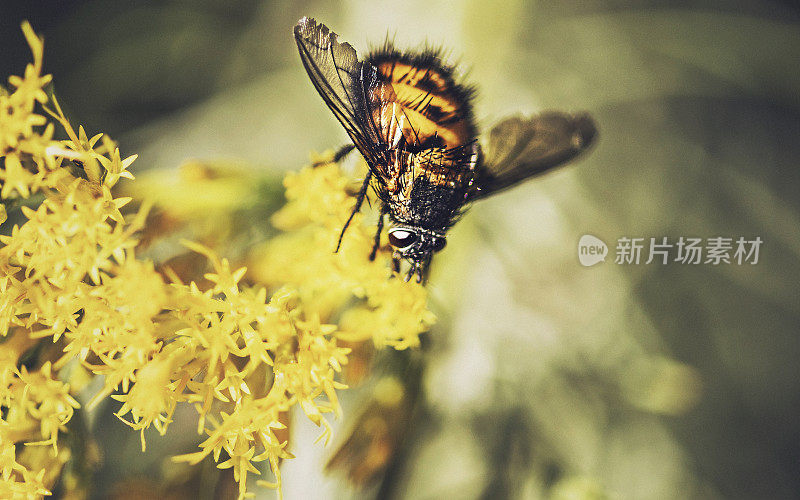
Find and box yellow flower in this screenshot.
[0,21,433,500]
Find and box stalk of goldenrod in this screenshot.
[0,22,432,499]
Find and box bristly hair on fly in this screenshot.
[366,39,478,125]
[293,17,598,283]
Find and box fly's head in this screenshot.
[387,225,447,283]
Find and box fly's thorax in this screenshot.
[382,174,460,231]
[379,143,481,231]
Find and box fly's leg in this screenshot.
[369,205,389,261]
[392,252,401,274]
[403,256,429,284]
[404,264,416,283]
[336,170,372,253]
[333,144,356,163]
[313,144,356,167]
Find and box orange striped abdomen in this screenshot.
[369,59,475,152]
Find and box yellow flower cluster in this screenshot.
[250,164,434,350]
[0,23,433,499]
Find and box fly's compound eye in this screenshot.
[432,237,446,252]
[388,229,418,249]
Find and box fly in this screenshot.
[294,17,597,282]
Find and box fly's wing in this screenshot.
[469,112,597,200]
[294,17,386,166]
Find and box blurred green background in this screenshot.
[3,1,800,499]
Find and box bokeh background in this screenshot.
[3,1,800,499]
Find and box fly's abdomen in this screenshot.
[367,51,477,153]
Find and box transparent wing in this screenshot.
[470,112,597,200]
[294,17,386,165]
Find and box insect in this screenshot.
[294,17,597,282]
